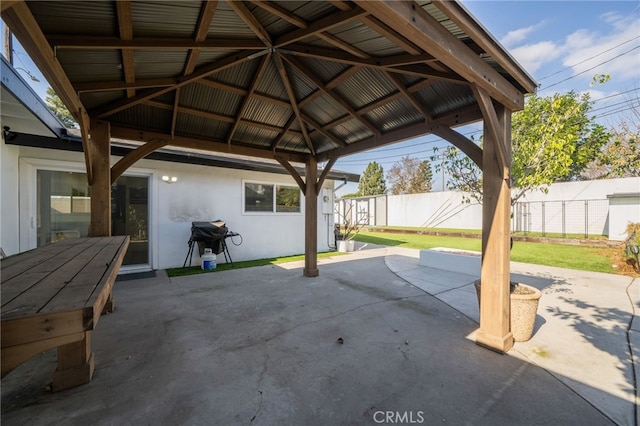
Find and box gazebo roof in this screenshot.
[2,0,536,165]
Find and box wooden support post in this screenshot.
[52,331,95,392]
[476,104,514,353]
[304,157,319,277]
[102,292,115,314]
[89,120,111,237]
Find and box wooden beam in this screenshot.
[227,0,272,47]
[1,1,21,13]
[429,125,483,169]
[283,44,465,84]
[92,49,267,119]
[357,1,525,111]
[49,35,265,50]
[109,125,308,163]
[116,1,135,98]
[384,71,432,120]
[471,85,509,177]
[283,54,381,137]
[89,120,111,237]
[249,1,307,28]
[317,32,369,59]
[316,157,337,195]
[431,0,537,94]
[170,88,180,138]
[273,52,315,155]
[275,157,306,192]
[183,0,219,76]
[270,114,297,150]
[476,103,513,353]
[300,113,346,148]
[226,53,271,145]
[303,157,319,277]
[316,105,484,162]
[275,7,368,47]
[360,15,421,55]
[111,139,169,184]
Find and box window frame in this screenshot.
[242,180,303,215]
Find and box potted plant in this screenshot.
[474,280,542,342]
[334,203,369,252]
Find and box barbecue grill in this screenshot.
[183,220,241,268]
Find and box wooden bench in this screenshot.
[1,236,130,391]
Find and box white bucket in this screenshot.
[201,248,217,270]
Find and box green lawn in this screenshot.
[355,231,618,274]
[166,250,346,277]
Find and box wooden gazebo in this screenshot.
[2,0,537,353]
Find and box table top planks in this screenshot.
[1,236,130,323]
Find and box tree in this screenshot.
[584,95,640,179]
[437,87,611,205]
[357,161,386,196]
[386,156,433,195]
[45,87,77,128]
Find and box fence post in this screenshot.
[541,201,545,236]
[585,200,589,238]
[562,201,566,238]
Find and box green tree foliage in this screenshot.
[386,156,433,195]
[45,87,77,128]
[357,161,387,196]
[437,86,611,204]
[584,100,640,179]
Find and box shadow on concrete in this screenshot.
[0,252,630,425]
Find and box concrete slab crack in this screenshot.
[250,350,269,424]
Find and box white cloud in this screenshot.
[561,14,640,82]
[501,25,537,47]
[509,41,563,74]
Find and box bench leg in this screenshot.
[52,331,94,392]
[102,292,115,314]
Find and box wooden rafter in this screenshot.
[429,125,483,168]
[300,113,346,148]
[358,0,524,111]
[274,157,306,192]
[471,85,509,176]
[249,1,307,28]
[283,54,381,137]
[93,49,267,119]
[316,157,337,195]
[49,36,265,50]
[360,15,421,56]
[274,7,368,47]
[226,53,271,145]
[298,65,362,108]
[110,125,308,163]
[384,71,432,121]
[111,139,169,183]
[270,114,297,151]
[170,88,180,138]
[116,1,135,98]
[273,52,315,155]
[283,45,465,83]
[227,0,272,47]
[183,0,219,76]
[316,105,484,162]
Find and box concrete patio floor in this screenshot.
[2,244,638,425]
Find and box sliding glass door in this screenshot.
[36,170,150,267]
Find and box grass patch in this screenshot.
[365,226,606,240]
[166,250,345,277]
[356,231,618,274]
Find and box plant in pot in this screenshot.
[334,209,369,252]
[474,280,542,342]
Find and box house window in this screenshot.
[244,182,300,213]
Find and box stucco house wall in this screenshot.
[0,143,338,271]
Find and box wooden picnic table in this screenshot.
[1,236,130,391]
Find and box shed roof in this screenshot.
[2,0,537,165]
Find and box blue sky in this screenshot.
[3,2,639,195]
[334,0,640,195]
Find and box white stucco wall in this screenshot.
[0,141,21,256]
[607,193,640,241]
[387,191,482,229]
[0,144,337,269]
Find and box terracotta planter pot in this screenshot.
[474,280,542,342]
